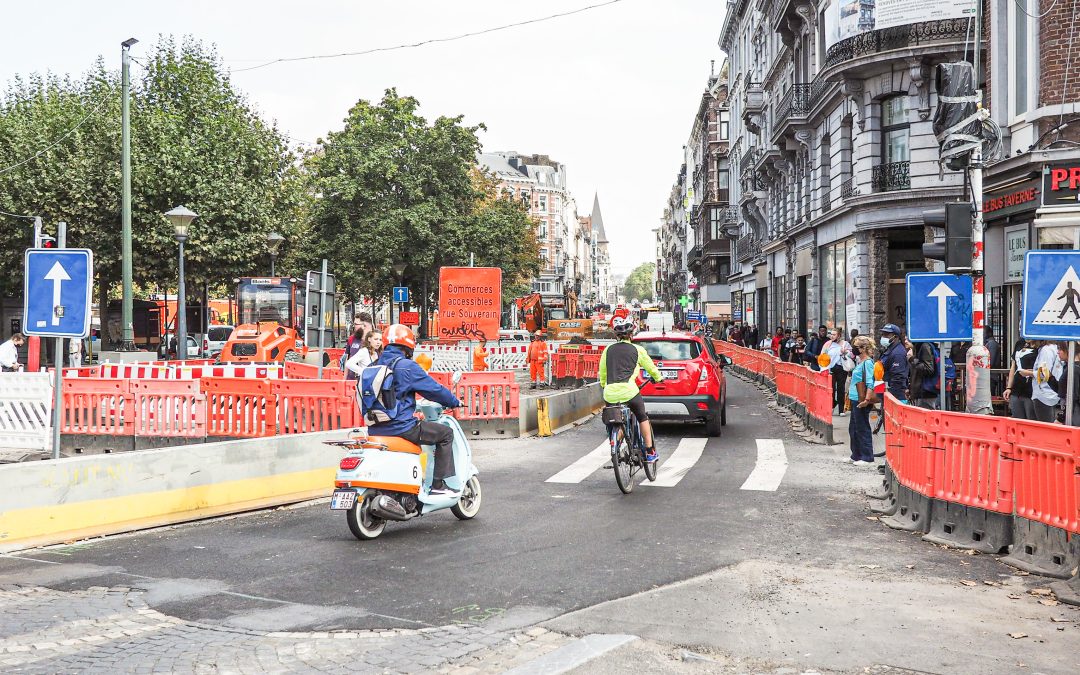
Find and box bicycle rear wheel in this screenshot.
[611,426,635,494]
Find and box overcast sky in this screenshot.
[1,0,728,275]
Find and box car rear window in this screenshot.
[209,327,233,341]
[638,340,701,361]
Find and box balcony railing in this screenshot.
[840,176,859,199]
[871,161,911,193]
[774,83,812,129]
[824,19,972,71]
[740,146,759,172]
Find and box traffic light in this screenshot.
[38,235,56,248]
[921,203,972,272]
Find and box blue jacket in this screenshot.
[367,345,461,436]
[880,339,909,399]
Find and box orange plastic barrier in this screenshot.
[128,379,206,438]
[455,382,520,419]
[581,354,601,382]
[273,379,356,434]
[806,368,833,426]
[61,379,132,435]
[885,394,938,497]
[1011,420,1080,534]
[934,411,1015,514]
[202,378,277,438]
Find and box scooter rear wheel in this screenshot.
[451,476,482,520]
[347,492,386,540]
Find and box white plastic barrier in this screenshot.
[0,372,53,450]
[415,345,471,372]
[488,344,529,370]
[88,364,285,380]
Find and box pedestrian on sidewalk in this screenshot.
[341,312,373,380]
[805,325,827,371]
[878,324,910,404]
[1055,343,1080,425]
[847,335,877,465]
[1003,340,1036,420]
[0,333,25,372]
[771,327,783,358]
[821,327,851,415]
[907,341,940,409]
[1032,340,1063,423]
[69,338,83,369]
[527,331,549,389]
[344,329,383,376]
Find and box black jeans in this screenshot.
[831,367,848,413]
[400,421,456,480]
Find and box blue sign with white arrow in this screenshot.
[23,248,93,338]
[1021,250,1080,340]
[905,272,973,342]
[393,286,409,304]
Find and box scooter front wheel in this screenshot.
[451,476,482,520]
[347,492,386,540]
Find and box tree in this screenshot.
[0,38,306,315]
[622,262,656,303]
[302,89,540,329]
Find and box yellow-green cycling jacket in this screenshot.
[599,340,663,404]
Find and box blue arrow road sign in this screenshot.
[1021,250,1080,340]
[905,273,973,342]
[393,286,409,304]
[23,248,93,338]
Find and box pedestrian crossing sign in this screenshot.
[1021,251,1080,339]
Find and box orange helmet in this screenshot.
[414,352,433,372]
[384,324,416,351]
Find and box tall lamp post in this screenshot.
[391,262,406,325]
[166,206,198,360]
[267,232,284,276]
[119,37,139,351]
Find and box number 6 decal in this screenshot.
[413,466,418,479]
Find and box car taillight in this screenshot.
[699,366,709,382]
[339,456,363,470]
[203,339,209,352]
[696,402,709,410]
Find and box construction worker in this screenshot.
[527,331,549,389]
[472,342,489,371]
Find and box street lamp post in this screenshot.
[266,232,284,276]
[166,206,198,361]
[391,263,406,325]
[119,37,138,351]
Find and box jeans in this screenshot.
[848,403,874,462]
[400,421,456,481]
[1009,395,1035,420]
[831,368,848,413]
[913,397,940,410]
[1033,399,1059,423]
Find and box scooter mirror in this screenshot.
[452,370,463,386]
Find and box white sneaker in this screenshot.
[852,460,875,466]
[839,457,855,463]
[838,412,847,417]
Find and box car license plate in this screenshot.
[330,489,357,510]
[660,369,680,380]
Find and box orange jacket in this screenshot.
[472,345,489,371]
[527,340,549,362]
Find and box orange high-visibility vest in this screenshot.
[527,340,549,362]
[473,345,489,371]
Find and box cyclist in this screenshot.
[599,316,664,461]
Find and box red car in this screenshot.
[633,331,730,436]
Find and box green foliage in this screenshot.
[0,37,305,298]
[622,262,656,303]
[302,89,540,309]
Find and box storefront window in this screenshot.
[820,240,850,329]
[1038,226,1078,249]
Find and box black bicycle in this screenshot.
[602,404,657,494]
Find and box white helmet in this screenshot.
[612,316,635,337]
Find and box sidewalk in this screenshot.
[829,407,887,459]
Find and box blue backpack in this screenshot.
[357,357,405,424]
[921,344,956,394]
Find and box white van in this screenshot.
[645,312,676,333]
[206,325,235,358]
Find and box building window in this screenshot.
[719,110,730,140]
[1009,0,1032,118]
[873,96,910,192]
[717,167,730,203]
[820,239,852,330]
[538,195,547,213]
[539,222,548,239]
[540,248,548,263]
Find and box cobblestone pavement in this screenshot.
[0,584,575,674]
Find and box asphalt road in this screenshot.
[2,375,1078,674]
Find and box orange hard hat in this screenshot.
[414,352,433,372]
[384,324,417,351]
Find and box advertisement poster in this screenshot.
[437,267,502,343]
[824,0,976,50]
[845,241,859,329]
[1005,225,1029,283]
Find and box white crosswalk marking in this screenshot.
[642,438,707,488]
[739,439,787,491]
[545,442,610,483]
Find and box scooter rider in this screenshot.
[370,324,463,497]
[599,316,664,462]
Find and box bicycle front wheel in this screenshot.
[611,426,634,494]
[643,452,658,482]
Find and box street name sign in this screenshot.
[393,286,409,304]
[23,248,93,338]
[905,272,973,342]
[1021,250,1080,340]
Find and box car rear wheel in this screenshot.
[706,407,722,437]
[721,401,727,426]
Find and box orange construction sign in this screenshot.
[438,267,502,343]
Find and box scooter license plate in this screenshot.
[330,489,357,510]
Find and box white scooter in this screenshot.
[326,386,481,540]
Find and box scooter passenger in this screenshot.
[371,324,462,496]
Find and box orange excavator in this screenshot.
[218,276,311,363]
[514,293,546,334]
